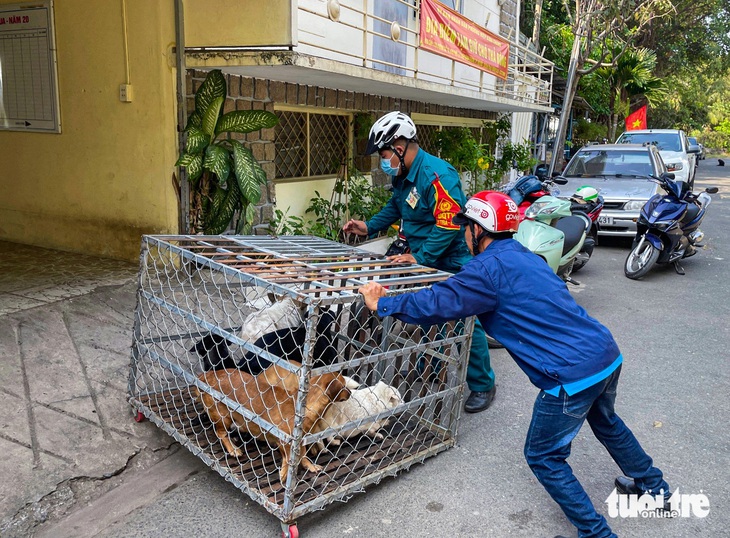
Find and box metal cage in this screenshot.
[128,235,473,536]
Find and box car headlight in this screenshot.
[666,163,683,171]
[623,200,646,211]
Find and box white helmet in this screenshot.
[572,185,599,204]
[364,111,417,155]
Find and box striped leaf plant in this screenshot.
[176,69,279,234]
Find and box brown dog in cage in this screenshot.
[260,360,360,395]
[194,367,352,483]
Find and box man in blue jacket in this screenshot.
[359,190,671,538]
[344,111,495,413]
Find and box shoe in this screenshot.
[615,475,641,495]
[615,476,671,510]
[464,386,496,413]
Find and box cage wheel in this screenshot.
[281,524,299,538]
[133,411,145,423]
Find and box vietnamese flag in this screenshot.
[625,106,647,131]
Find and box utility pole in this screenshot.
[548,19,584,176]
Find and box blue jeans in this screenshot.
[524,366,669,538]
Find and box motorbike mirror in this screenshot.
[705,187,719,194]
[551,176,569,185]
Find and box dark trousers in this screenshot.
[418,317,494,392]
[465,317,494,392]
[524,366,669,537]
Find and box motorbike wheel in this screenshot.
[624,241,660,279]
[487,335,504,349]
[572,252,589,272]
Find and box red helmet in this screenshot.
[453,191,520,233]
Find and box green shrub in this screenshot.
[269,166,391,242]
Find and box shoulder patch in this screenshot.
[432,177,461,230]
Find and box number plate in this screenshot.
[598,215,614,226]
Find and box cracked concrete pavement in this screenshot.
[0,241,174,536]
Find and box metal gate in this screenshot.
[128,235,473,536]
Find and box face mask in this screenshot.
[380,156,400,176]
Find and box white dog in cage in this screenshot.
[239,295,305,343]
[319,381,403,447]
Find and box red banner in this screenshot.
[625,106,648,131]
[419,0,510,80]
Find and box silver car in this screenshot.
[550,144,666,237]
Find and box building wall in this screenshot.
[185,71,497,234]
[0,0,179,261]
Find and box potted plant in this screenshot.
[176,69,279,234]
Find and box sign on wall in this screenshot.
[0,1,60,133]
[419,0,509,80]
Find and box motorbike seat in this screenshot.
[681,202,701,224]
[554,216,587,256]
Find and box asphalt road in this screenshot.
[45,161,730,538]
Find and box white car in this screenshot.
[688,136,706,160]
[615,129,699,187]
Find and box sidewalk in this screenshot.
[0,241,173,536]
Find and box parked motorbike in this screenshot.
[506,175,603,275]
[568,188,605,272]
[505,175,604,273]
[505,173,556,220]
[514,194,591,284]
[624,173,718,279]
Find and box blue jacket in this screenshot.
[366,149,472,272]
[376,238,621,391]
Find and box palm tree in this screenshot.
[595,47,667,140]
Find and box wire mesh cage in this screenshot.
[128,235,474,536]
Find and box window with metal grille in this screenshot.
[274,109,352,180]
[414,121,495,157]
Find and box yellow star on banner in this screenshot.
[632,119,642,128]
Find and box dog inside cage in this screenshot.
[129,236,472,525]
[190,299,339,375]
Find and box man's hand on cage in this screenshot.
[387,253,416,264]
[359,282,387,312]
[343,219,368,236]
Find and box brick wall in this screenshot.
[499,0,518,40]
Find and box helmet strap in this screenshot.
[468,221,489,255]
[395,140,411,176]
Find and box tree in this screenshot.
[634,0,730,133]
[593,47,666,140]
[522,0,730,151]
[637,0,730,76]
[544,0,674,174]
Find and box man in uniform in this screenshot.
[344,111,495,413]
